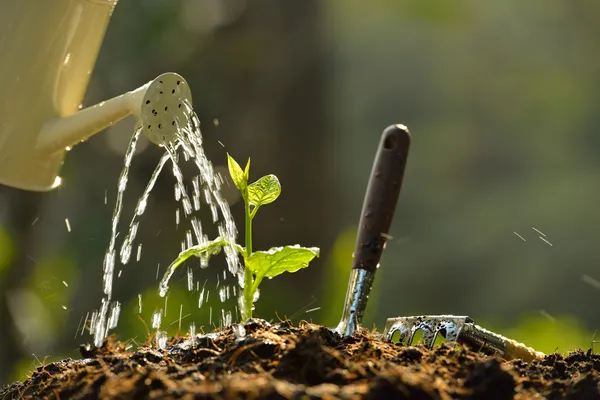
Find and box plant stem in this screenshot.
[243,201,254,320]
[250,272,265,296]
[245,204,253,256]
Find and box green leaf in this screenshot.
[247,174,281,208]
[246,245,319,278]
[244,158,251,181]
[167,237,231,273]
[227,153,247,196]
[159,237,244,296]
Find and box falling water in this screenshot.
[90,128,141,347]
[119,151,173,265]
[152,310,163,329]
[156,101,241,328]
[178,101,238,276]
[198,287,206,308]
[189,323,196,346]
[156,331,168,349]
[89,98,241,346]
[187,267,194,291]
[157,102,240,299]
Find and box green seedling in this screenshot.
[164,154,319,321]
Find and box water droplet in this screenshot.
[186,230,193,248]
[198,287,206,308]
[108,302,121,329]
[187,267,194,291]
[233,323,246,338]
[189,323,196,346]
[156,331,168,349]
[152,310,162,329]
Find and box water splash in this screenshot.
[91,128,141,347]
[233,323,246,339]
[156,331,168,350]
[187,267,193,291]
[119,151,173,265]
[219,286,227,303]
[108,302,121,330]
[198,287,206,308]
[152,310,163,329]
[177,101,239,276]
[91,99,240,346]
[157,110,241,294]
[221,309,232,327]
[189,323,197,346]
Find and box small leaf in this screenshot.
[159,237,242,297]
[166,237,243,276]
[247,175,281,208]
[227,153,247,195]
[246,245,319,278]
[244,158,251,181]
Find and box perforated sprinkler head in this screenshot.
[140,73,193,146]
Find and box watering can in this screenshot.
[0,0,193,191]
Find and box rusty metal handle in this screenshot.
[352,124,411,273]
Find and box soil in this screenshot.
[2,319,600,400]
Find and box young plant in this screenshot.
[161,154,319,321]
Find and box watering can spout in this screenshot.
[0,0,193,192]
[36,83,150,156]
[36,74,193,156]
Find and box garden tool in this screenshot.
[334,125,544,362]
[383,315,545,362]
[335,124,411,336]
[0,0,191,191]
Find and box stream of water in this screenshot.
[89,102,240,348]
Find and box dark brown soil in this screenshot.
[2,319,600,400]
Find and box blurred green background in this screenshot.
[2,0,600,385]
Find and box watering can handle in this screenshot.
[352,125,411,273]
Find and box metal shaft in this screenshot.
[336,124,411,336]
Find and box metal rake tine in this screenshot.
[384,315,471,347]
[419,323,436,349]
[440,320,462,343]
[384,316,413,345]
[384,315,545,362]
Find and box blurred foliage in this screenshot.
[488,314,595,355]
[320,226,357,327]
[0,226,15,277]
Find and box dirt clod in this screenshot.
[2,321,600,399]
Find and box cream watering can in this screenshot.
[0,0,193,191]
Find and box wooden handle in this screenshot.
[504,338,545,362]
[352,125,411,272]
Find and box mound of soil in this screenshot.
[2,319,600,399]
